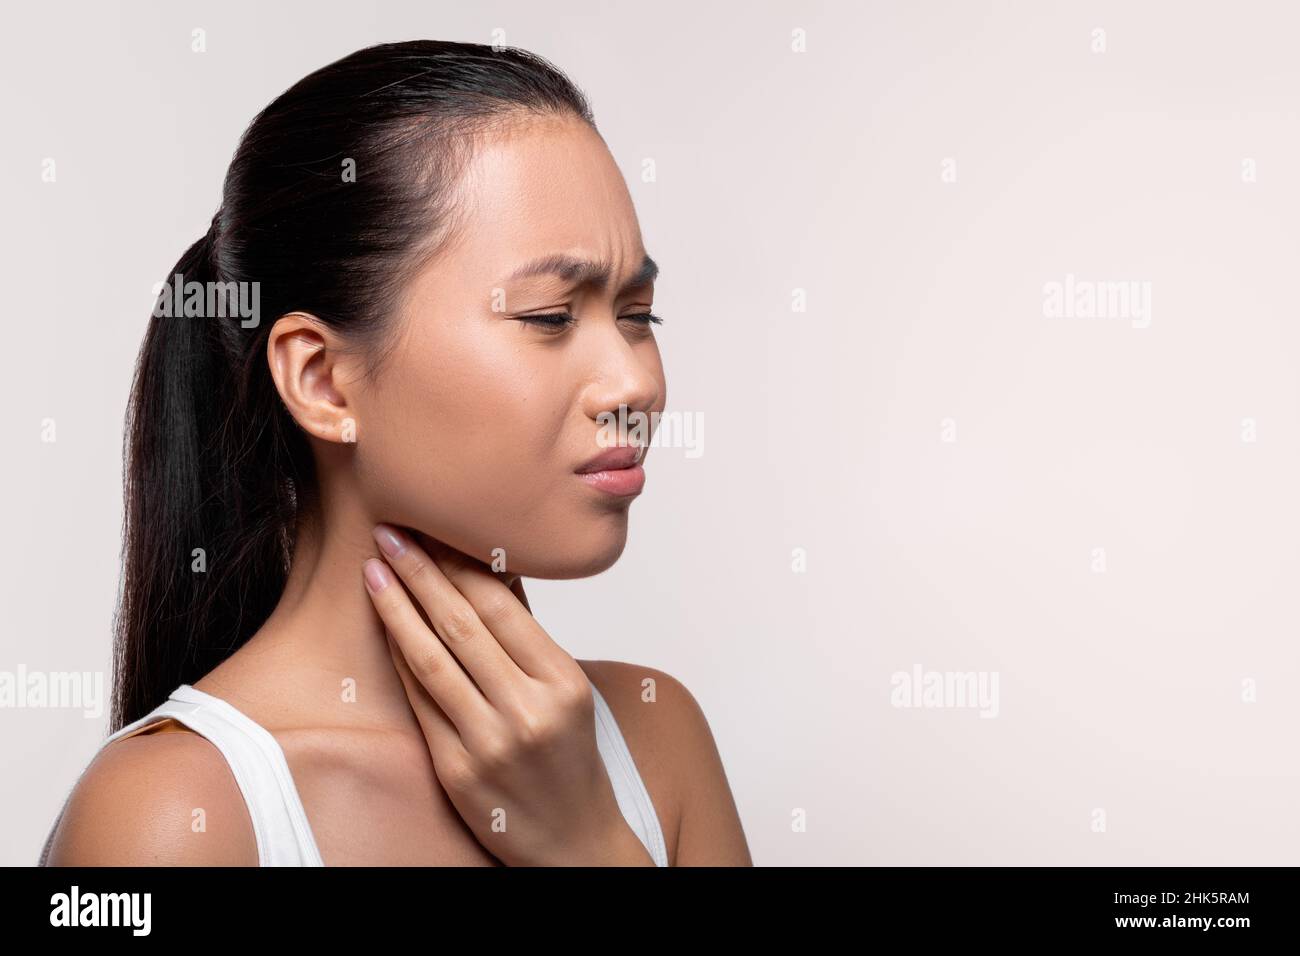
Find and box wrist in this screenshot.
[565,817,655,866]
[602,820,657,866]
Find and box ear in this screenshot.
[266,312,359,445]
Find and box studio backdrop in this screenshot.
[3,0,1298,865]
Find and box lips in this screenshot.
[575,444,645,475]
[575,444,647,497]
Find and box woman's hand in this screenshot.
[361,523,655,866]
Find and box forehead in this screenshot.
[442,115,644,282]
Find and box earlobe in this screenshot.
[266,312,357,444]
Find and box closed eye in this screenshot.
[519,312,577,329]
[517,312,664,331]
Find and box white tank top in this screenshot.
[40,681,669,867]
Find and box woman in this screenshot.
[41,39,750,866]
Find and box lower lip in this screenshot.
[577,463,646,497]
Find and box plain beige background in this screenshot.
[4,0,1299,865]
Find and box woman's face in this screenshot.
[354,114,666,579]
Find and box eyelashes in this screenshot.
[519,312,663,331]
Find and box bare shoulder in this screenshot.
[43,728,258,866]
[578,659,706,739]
[577,659,751,866]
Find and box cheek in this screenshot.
[352,333,570,546]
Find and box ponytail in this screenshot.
[113,215,301,731]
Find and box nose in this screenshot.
[578,323,662,431]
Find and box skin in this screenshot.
[44,112,751,867]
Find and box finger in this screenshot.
[415,532,569,680]
[362,556,491,733]
[509,576,531,614]
[384,628,467,773]
[371,524,524,704]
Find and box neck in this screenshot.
[225,493,420,731]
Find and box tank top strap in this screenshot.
[163,684,324,865]
[589,680,669,867]
[39,684,323,866]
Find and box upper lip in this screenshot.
[575,444,645,474]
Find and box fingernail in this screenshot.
[373,523,407,558]
[363,558,393,592]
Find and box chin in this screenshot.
[513,512,631,580]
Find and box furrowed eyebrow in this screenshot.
[505,253,659,292]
